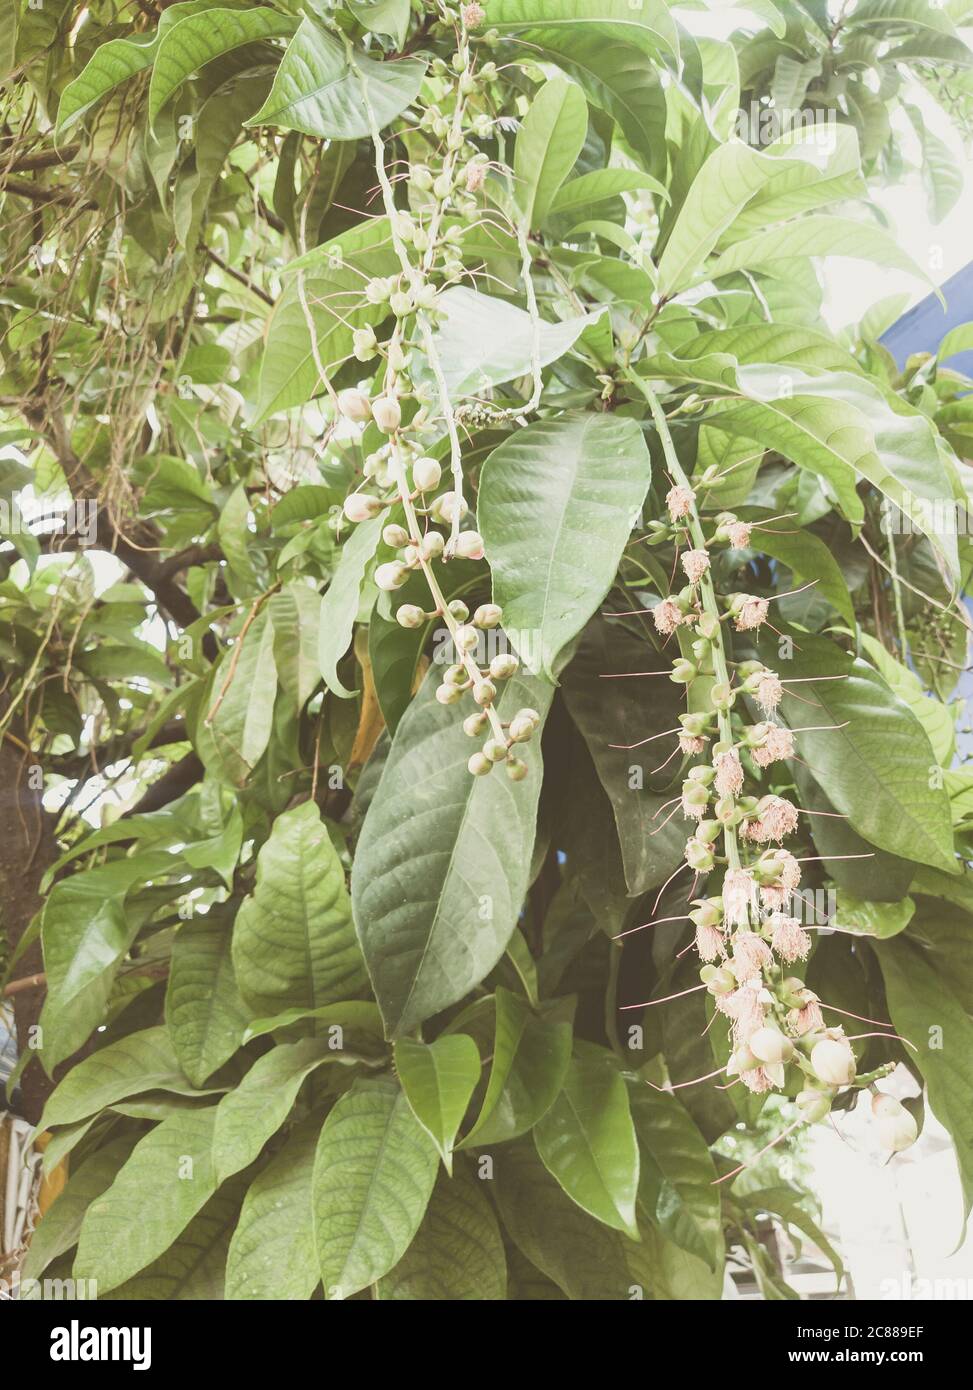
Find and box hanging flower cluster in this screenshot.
[645,464,913,1153]
[334,11,540,781]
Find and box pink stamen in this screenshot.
[643,1065,726,1092]
[609,727,679,750]
[620,982,706,1011]
[712,1116,806,1185]
[611,914,691,942]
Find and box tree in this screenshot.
[2,0,973,1300]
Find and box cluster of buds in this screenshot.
[648,477,911,1153]
[335,12,539,779]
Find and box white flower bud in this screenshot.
[483,739,507,763]
[371,396,402,433]
[382,523,409,548]
[473,603,502,629]
[473,679,497,705]
[454,529,485,560]
[506,757,528,781]
[365,277,392,304]
[443,664,466,686]
[797,1089,833,1124]
[395,604,425,629]
[432,491,468,524]
[468,751,492,776]
[508,715,535,743]
[389,290,414,317]
[810,1037,856,1087]
[387,340,408,372]
[375,561,408,591]
[454,624,479,652]
[489,653,518,680]
[343,493,383,523]
[412,457,442,492]
[463,711,488,737]
[448,600,469,621]
[748,1026,794,1066]
[420,531,445,559]
[337,388,371,422]
[877,1109,918,1153]
[352,327,377,361]
[437,682,463,706]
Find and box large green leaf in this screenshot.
[148,7,297,127]
[318,513,385,698]
[547,168,669,221]
[479,414,652,680]
[40,1026,215,1129]
[533,1048,640,1239]
[374,1166,507,1299]
[761,630,956,874]
[312,1075,439,1299]
[256,218,397,420]
[857,632,954,766]
[225,1114,321,1300]
[74,1108,219,1293]
[830,889,914,939]
[737,507,854,626]
[422,287,598,402]
[99,1180,247,1300]
[352,670,553,1038]
[708,215,932,288]
[208,607,278,786]
[877,935,973,1224]
[514,76,588,229]
[460,987,573,1147]
[212,1037,335,1182]
[233,800,367,1016]
[493,1138,635,1299]
[393,1034,481,1171]
[561,617,687,896]
[247,19,425,140]
[23,1138,135,1280]
[628,1086,722,1272]
[165,914,249,1087]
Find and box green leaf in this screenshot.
[208,608,278,786]
[422,286,599,401]
[479,414,652,680]
[256,218,398,420]
[374,1166,507,1299]
[877,935,973,1226]
[493,1138,634,1299]
[561,616,688,895]
[75,1108,219,1293]
[737,507,855,626]
[533,1048,640,1239]
[216,483,259,590]
[225,1114,321,1300]
[318,512,385,697]
[830,890,914,939]
[148,7,298,128]
[269,583,323,713]
[233,800,367,1016]
[212,1037,335,1182]
[486,0,680,61]
[460,987,573,1147]
[547,167,669,221]
[98,1179,247,1300]
[247,19,425,140]
[348,0,411,48]
[40,1026,218,1129]
[166,915,249,1087]
[393,1034,481,1171]
[708,216,933,289]
[760,629,957,874]
[312,1074,439,1299]
[857,632,954,766]
[352,669,553,1038]
[628,1086,722,1271]
[514,76,588,229]
[657,137,838,296]
[23,1138,135,1280]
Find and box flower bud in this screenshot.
[670,658,697,684]
[876,1108,918,1153]
[709,681,736,710]
[364,277,393,304]
[749,1026,794,1065]
[454,624,479,652]
[810,1037,856,1087]
[375,561,408,591]
[463,711,488,737]
[508,715,535,743]
[382,523,409,547]
[506,757,528,781]
[412,165,433,191]
[412,456,442,492]
[797,1089,833,1124]
[473,679,497,705]
[420,531,445,559]
[703,966,737,996]
[684,838,714,872]
[468,751,493,776]
[443,664,466,686]
[395,604,425,629]
[437,682,463,706]
[489,653,518,680]
[389,290,414,318]
[871,1091,904,1119]
[337,388,372,422]
[431,491,468,524]
[516,707,540,726]
[473,603,503,628]
[448,599,470,621]
[371,395,402,433]
[454,529,485,560]
[483,739,507,763]
[343,492,383,523]
[695,818,722,845]
[352,327,377,361]
[690,898,723,929]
